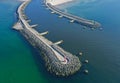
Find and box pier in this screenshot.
[13,0,81,76]
[45,0,101,28]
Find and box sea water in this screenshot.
[0,0,47,83]
[0,0,120,83]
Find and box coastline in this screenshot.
[47,0,74,6]
[55,1,78,9]
[19,0,29,1]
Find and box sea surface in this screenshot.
[0,0,120,83]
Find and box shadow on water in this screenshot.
[13,29,88,83]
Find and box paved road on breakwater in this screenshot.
[45,0,101,28]
[14,0,81,76]
[18,0,67,64]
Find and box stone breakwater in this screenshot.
[45,0,101,28]
[13,0,81,76]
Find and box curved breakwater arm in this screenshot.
[45,0,101,28]
[14,0,81,76]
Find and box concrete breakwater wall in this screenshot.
[14,0,81,76]
[45,0,101,28]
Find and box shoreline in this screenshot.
[55,0,80,10]
[47,0,74,6]
[19,0,29,1]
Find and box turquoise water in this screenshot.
[0,0,47,83]
[0,0,120,83]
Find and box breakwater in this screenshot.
[13,0,81,76]
[45,0,101,28]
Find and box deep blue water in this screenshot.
[25,0,120,82]
[0,0,120,83]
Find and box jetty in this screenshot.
[13,0,81,76]
[45,0,101,28]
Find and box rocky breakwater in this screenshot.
[45,0,101,28]
[13,0,81,76]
